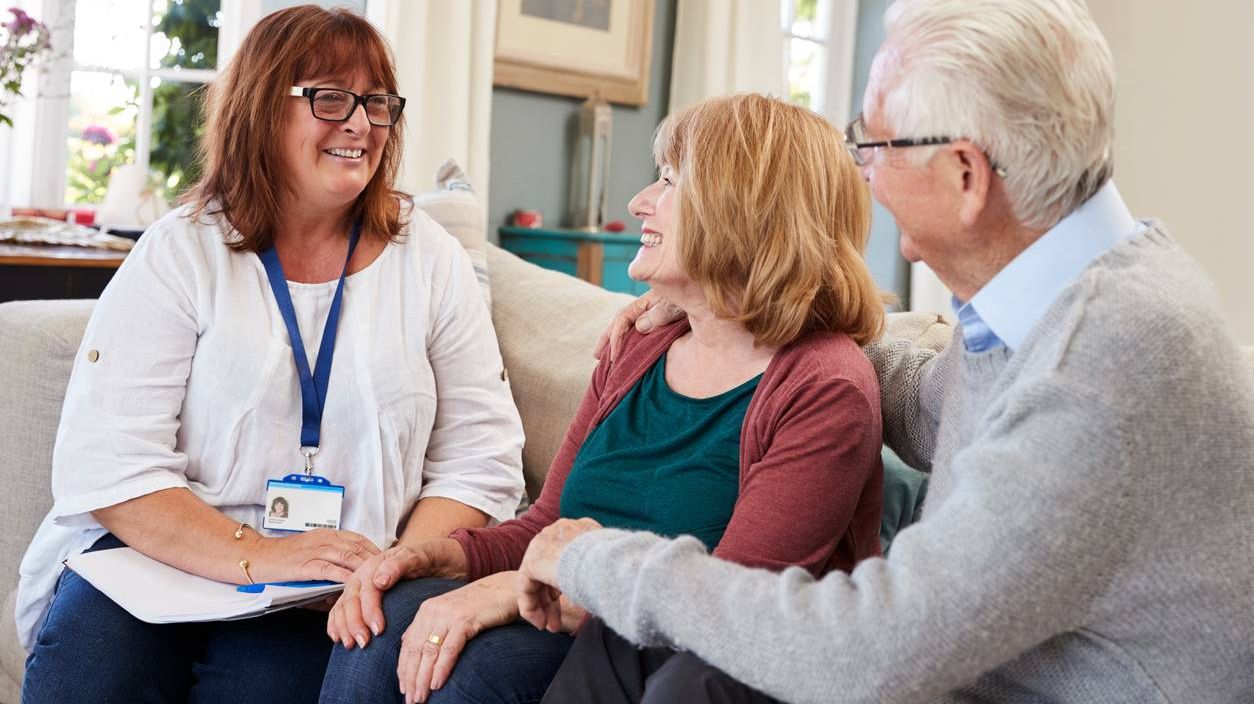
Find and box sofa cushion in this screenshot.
[484,244,634,499]
[884,310,952,352]
[411,159,492,306]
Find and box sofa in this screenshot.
[4,239,1244,700]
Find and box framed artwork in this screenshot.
[494,0,655,106]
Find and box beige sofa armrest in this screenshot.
[0,299,95,695]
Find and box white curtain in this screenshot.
[367,0,496,200]
[667,0,786,113]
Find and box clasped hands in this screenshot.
[323,519,600,704]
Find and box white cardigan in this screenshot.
[16,206,525,649]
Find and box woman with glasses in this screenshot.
[319,93,888,704]
[18,7,524,703]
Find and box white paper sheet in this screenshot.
[65,547,343,623]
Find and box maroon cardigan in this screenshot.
[450,320,883,580]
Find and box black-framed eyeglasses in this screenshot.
[289,86,406,127]
[843,113,1007,177]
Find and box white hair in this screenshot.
[876,0,1116,229]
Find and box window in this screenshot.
[781,0,859,123]
[783,0,825,110]
[65,0,221,205]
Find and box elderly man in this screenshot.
[514,0,1254,703]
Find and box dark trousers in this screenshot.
[542,618,780,704]
[23,534,333,704]
[319,577,574,704]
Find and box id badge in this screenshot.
[263,473,345,532]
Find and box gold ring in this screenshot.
[427,633,443,646]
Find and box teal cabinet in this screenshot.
[499,227,649,295]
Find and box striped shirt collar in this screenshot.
[952,180,1140,352]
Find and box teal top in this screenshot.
[559,354,761,550]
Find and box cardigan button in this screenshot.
[87,349,100,363]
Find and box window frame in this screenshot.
[781,0,860,124]
[1,0,262,210]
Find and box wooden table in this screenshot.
[0,243,128,302]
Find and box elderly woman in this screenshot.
[320,93,886,704]
[17,7,523,703]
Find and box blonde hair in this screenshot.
[654,93,884,347]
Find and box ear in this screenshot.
[949,140,994,227]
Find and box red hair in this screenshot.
[185,5,406,251]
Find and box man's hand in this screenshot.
[516,518,602,632]
[594,291,685,361]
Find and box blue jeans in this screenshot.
[22,534,333,704]
[319,577,573,704]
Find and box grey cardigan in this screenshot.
[556,223,1254,703]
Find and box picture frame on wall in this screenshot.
[494,0,655,106]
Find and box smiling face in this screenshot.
[281,69,389,214]
[626,163,689,290]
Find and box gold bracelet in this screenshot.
[234,523,255,584]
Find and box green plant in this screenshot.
[149,0,220,198]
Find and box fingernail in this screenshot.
[356,634,368,649]
[638,319,654,332]
[370,621,381,636]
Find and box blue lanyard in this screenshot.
[258,220,362,456]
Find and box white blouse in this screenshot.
[15,206,525,649]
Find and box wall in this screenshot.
[1087,0,1254,345]
[487,0,676,239]
[850,0,910,303]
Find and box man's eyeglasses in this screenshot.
[843,113,1007,177]
[289,86,406,127]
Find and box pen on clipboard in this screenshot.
[235,580,337,593]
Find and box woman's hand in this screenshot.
[327,539,467,650]
[250,528,381,584]
[396,571,519,704]
[516,518,602,632]
[593,290,685,361]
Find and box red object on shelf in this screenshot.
[604,219,625,232]
[512,209,543,228]
[71,208,96,225]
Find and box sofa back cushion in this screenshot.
[484,244,634,499]
[0,300,94,601]
[411,159,492,306]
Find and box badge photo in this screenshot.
[263,474,345,532]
